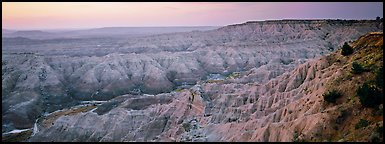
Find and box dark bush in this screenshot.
[323,90,342,103]
[375,66,383,89]
[376,126,383,135]
[335,109,349,124]
[292,131,299,142]
[182,122,191,132]
[351,61,365,74]
[341,42,353,56]
[356,82,383,108]
[355,119,369,129]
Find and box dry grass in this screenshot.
[206,79,224,83]
[2,129,33,142]
[42,105,97,128]
[226,72,241,79]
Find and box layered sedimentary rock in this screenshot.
[28,32,383,142]
[2,20,383,133]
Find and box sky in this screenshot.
[2,2,383,30]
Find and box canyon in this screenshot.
[2,19,383,142]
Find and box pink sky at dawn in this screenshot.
[2,2,383,30]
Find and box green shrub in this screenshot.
[356,82,383,108]
[375,126,383,135]
[323,90,342,103]
[355,119,369,129]
[292,131,299,142]
[182,123,191,132]
[351,61,365,74]
[341,42,353,56]
[375,66,383,89]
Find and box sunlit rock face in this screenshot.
[2,20,382,135]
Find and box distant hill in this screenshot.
[2,29,16,34]
[77,26,219,33]
[2,30,56,39]
[2,26,221,39]
[59,26,220,38]
[12,30,53,35]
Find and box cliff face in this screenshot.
[2,20,383,136]
[26,32,383,142]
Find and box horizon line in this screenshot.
[2,25,224,31]
[3,18,381,31]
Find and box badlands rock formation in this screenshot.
[1,20,383,138]
[28,32,383,142]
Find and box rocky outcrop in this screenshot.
[2,20,383,134]
[27,48,332,141]
[28,32,383,142]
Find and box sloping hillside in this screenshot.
[312,32,383,142]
